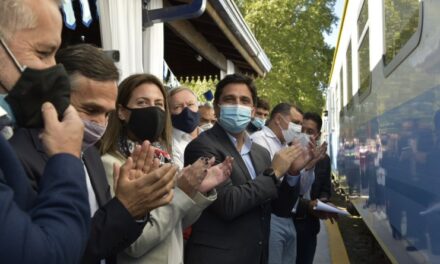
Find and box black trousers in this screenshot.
[294,217,320,264]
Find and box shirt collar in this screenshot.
[226,131,253,155]
[172,127,199,141]
[262,126,285,146]
[0,105,7,118]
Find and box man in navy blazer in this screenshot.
[0,0,91,263]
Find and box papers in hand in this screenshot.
[313,200,350,216]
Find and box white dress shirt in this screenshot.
[172,127,202,169]
[252,126,316,211]
[82,159,105,264]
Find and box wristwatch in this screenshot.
[263,168,281,186]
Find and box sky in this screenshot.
[324,0,345,47]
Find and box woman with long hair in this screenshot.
[100,73,232,264]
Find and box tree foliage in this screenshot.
[236,0,337,113]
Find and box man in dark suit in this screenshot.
[0,0,91,262]
[9,44,177,264]
[184,74,307,264]
[295,112,332,264]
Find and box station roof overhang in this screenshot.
[163,0,271,79]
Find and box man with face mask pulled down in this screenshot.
[0,0,89,263]
[9,44,178,263]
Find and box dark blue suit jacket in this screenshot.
[9,128,146,264]
[0,134,90,263]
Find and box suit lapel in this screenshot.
[211,124,253,181]
[32,127,109,206]
[83,147,110,206]
[29,129,49,161]
[249,145,265,177]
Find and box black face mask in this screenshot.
[5,65,71,128]
[171,107,200,133]
[126,106,166,142]
[0,38,70,128]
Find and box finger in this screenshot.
[136,162,172,188]
[42,102,60,130]
[151,169,178,199]
[112,163,121,190]
[148,164,178,190]
[151,157,161,171]
[119,157,134,183]
[207,157,216,168]
[191,158,206,173]
[149,189,175,209]
[130,144,141,165]
[135,141,150,170]
[61,104,80,122]
[143,144,155,173]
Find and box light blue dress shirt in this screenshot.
[226,132,257,179]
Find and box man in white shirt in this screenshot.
[252,103,322,264]
[168,87,204,169]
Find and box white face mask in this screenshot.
[281,122,302,144]
[200,122,214,130]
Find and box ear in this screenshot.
[251,106,256,118]
[274,113,282,126]
[118,104,129,121]
[214,101,221,118]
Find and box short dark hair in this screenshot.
[214,74,257,105]
[56,44,119,83]
[303,112,323,131]
[292,105,304,115]
[269,103,292,121]
[256,97,270,111]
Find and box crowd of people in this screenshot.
[0,0,336,263]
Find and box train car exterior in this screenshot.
[326,0,440,263]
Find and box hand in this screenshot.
[285,141,313,175]
[40,103,83,158]
[199,156,233,193]
[271,144,303,178]
[130,140,161,179]
[305,141,327,170]
[177,158,211,198]
[115,158,177,219]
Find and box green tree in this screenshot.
[236,0,336,113]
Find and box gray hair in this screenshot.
[0,0,61,40]
[167,86,198,100]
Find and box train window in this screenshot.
[384,0,421,66]
[346,41,353,104]
[357,0,368,40]
[358,29,370,97]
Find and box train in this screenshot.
[326,0,440,263]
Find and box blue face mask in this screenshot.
[0,94,15,123]
[218,104,252,134]
[251,117,266,129]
